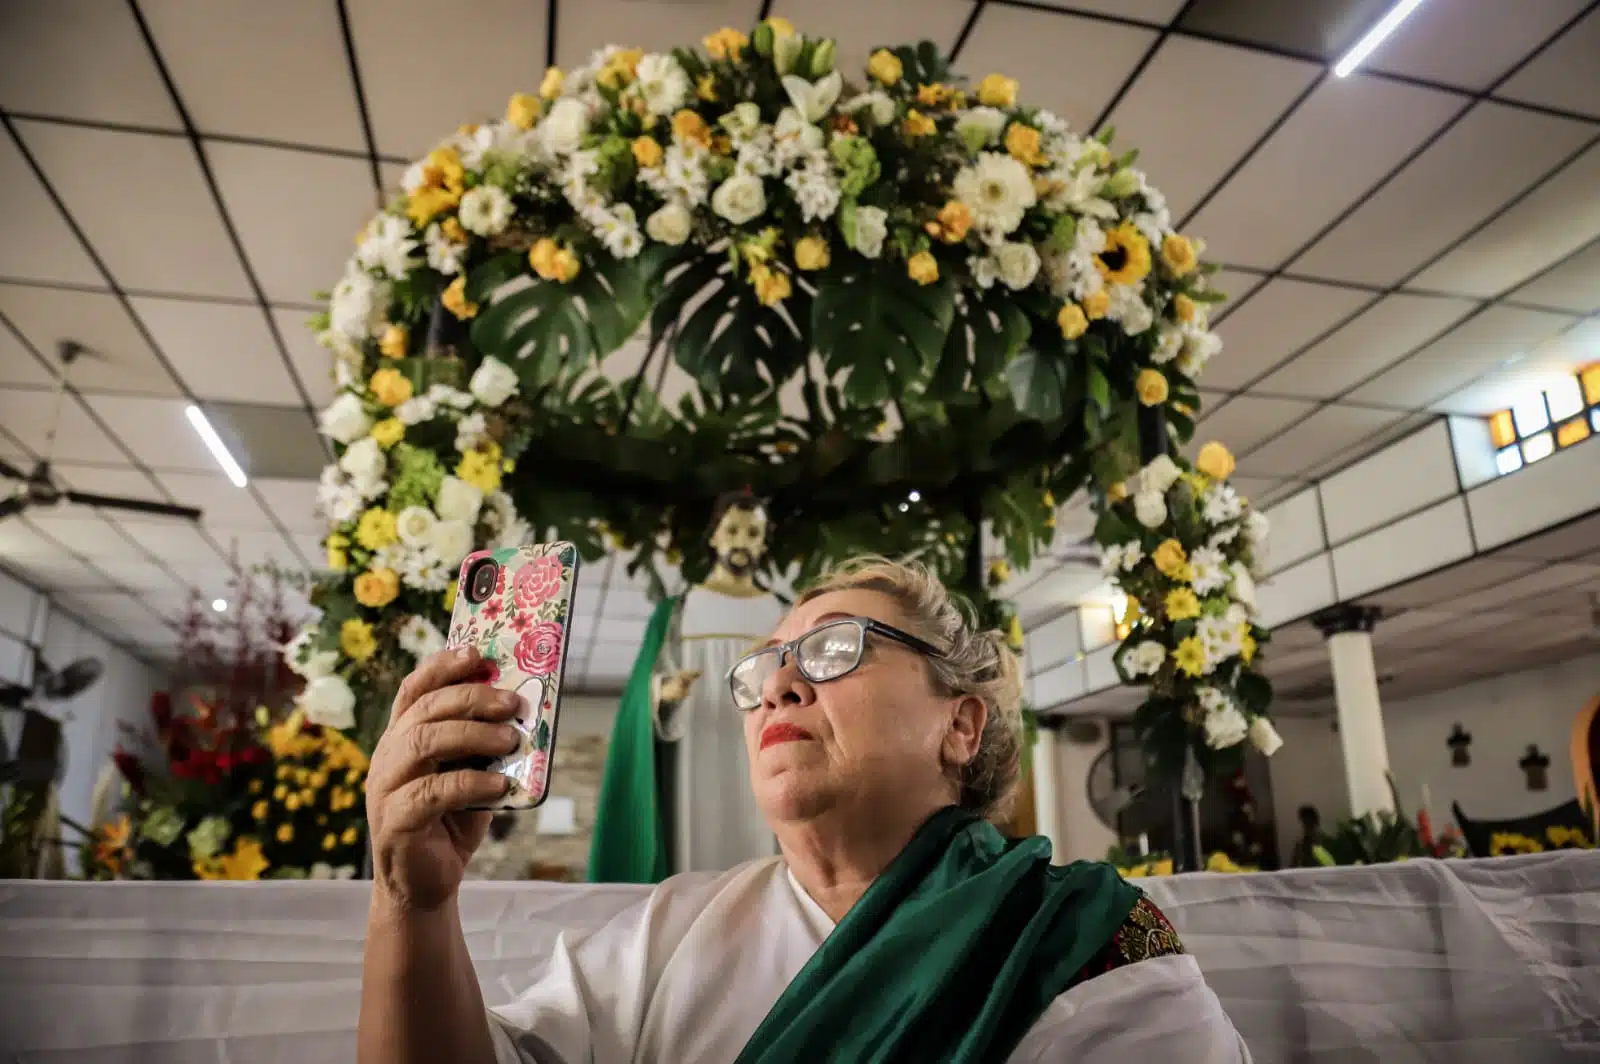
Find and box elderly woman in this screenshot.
[359,558,1249,1063]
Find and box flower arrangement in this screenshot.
[1105,845,1254,877]
[1488,825,1594,856]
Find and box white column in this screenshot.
[1316,605,1394,817]
[1032,722,1065,863]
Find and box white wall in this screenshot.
[1047,724,1118,863]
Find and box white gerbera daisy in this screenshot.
[952,153,1036,237]
[458,185,514,237]
[355,214,419,280]
[425,223,465,276]
[635,54,689,116]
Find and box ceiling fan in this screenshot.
[0,342,201,523]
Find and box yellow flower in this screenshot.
[1006,614,1025,652]
[794,236,830,271]
[457,444,503,494]
[1095,222,1152,287]
[1161,233,1198,277]
[868,49,903,86]
[325,532,349,572]
[902,109,937,138]
[1004,123,1046,167]
[671,109,712,148]
[749,264,792,306]
[1173,293,1196,323]
[354,567,401,608]
[506,92,540,130]
[539,66,564,100]
[310,771,328,790]
[765,15,797,38]
[273,782,288,800]
[597,48,644,90]
[252,800,268,821]
[1082,290,1110,321]
[1195,441,1236,481]
[370,417,404,449]
[285,793,301,812]
[248,778,263,794]
[441,275,477,319]
[1057,303,1088,340]
[925,201,972,244]
[696,73,718,102]
[632,136,663,168]
[1489,832,1544,856]
[916,83,952,108]
[1136,368,1169,406]
[354,507,398,550]
[340,617,378,663]
[440,217,467,245]
[1240,629,1257,664]
[703,27,748,61]
[378,324,408,359]
[342,825,360,845]
[1173,637,1207,678]
[403,146,465,228]
[322,832,338,851]
[443,582,457,612]
[219,837,271,880]
[907,251,939,286]
[1152,539,1188,580]
[1107,481,1127,502]
[977,73,1018,108]
[1164,588,1201,621]
[988,557,1012,585]
[276,823,294,844]
[369,367,413,408]
[528,237,580,283]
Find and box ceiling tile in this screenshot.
[1294,412,1434,480]
[1252,292,1479,399]
[1408,141,1600,299]
[0,284,181,397]
[23,513,150,561]
[1497,512,1600,561]
[956,6,1156,132]
[81,393,218,472]
[378,161,408,198]
[1509,238,1600,313]
[0,317,54,390]
[153,471,274,530]
[0,135,103,287]
[206,142,375,305]
[117,519,230,568]
[347,0,552,159]
[12,121,253,300]
[1030,0,1187,20]
[1176,0,1389,58]
[272,306,337,407]
[128,296,301,405]
[0,389,127,465]
[1189,395,1318,457]
[254,477,322,534]
[1365,557,1542,609]
[1189,75,1463,268]
[1291,103,1597,287]
[206,402,329,479]
[139,0,367,152]
[1366,0,1592,91]
[53,463,168,501]
[1433,316,1598,415]
[0,0,180,128]
[0,519,81,565]
[1202,278,1374,389]
[1235,405,1407,477]
[560,1,763,70]
[1346,305,1578,407]
[215,527,308,571]
[1436,561,1600,615]
[1205,269,1269,313]
[1102,37,1319,220]
[8,554,120,592]
[74,559,179,594]
[54,590,165,631]
[1493,7,1600,119]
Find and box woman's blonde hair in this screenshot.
[795,556,1025,820]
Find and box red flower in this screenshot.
[495,564,508,596]
[513,622,563,676]
[513,555,564,612]
[525,749,550,793]
[510,611,535,634]
[483,599,504,622]
[149,692,173,730]
[113,748,145,796]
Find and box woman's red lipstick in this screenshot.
[760,722,814,749]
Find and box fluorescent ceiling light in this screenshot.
[1334,0,1426,78]
[185,404,248,488]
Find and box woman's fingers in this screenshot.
[389,646,485,723]
[408,681,523,727]
[371,720,520,793]
[384,769,512,833]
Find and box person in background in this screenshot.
[358,557,1250,1063]
[1291,804,1324,867]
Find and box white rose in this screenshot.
[435,475,484,524]
[469,356,519,407]
[395,506,438,548]
[285,627,338,681]
[338,436,385,485]
[428,519,474,568]
[1133,490,1167,530]
[1140,453,1182,495]
[711,174,767,225]
[646,202,693,245]
[300,675,356,731]
[956,106,1007,147]
[842,91,895,126]
[1230,562,1257,612]
[457,185,514,237]
[318,393,371,445]
[995,242,1040,290]
[1122,641,1166,678]
[542,97,590,156]
[851,205,888,259]
[1202,702,1248,750]
[1249,716,1283,757]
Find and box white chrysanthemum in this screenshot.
[454,411,489,453]
[316,467,362,524]
[1245,509,1270,547]
[643,143,711,207]
[785,159,841,222]
[594,203,645,258]
[1230,562,1257,612]
[635,53,689,116]
[712,173,767,225]
[329,266,388,341]
[735,129,780,178]
[400,160,428,195]
[427,384,474,410]
[398,615,447,660]
[1202,698,1248,750]
[1152,324,1183,365]
[483,491,531,551]
[1106,283,1153,336]
[560,149,603,210]
[1189,546,1228,595]
[1198,613,1244,663]
[395,393,438,426]
[1208,524,1242,551]
[355,214,419,280]
[458,185,514,237]
[1099,543,1125,575]
[1202,483,1244,526]
[721,102,762,140]
[953,153,1036,237]
[1121,641,1167,678]
[850,205,888,259]
[424,223,465,276]
[1042,166,1117,220]
[1119,541,1144,571]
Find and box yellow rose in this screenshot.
[326,537,348,572]
[1152,539,1188,580]
[794,236,830,271]
[403,146,465,228]
[354,508,398,550]
[671,109,712,148]
[916,83,951,108]
[441,275,477,319]
[1173,293,1196,323]
[1195,441,1236,481]
[370,417,404,449]
[868,49,903,86]
[252,800,268,821]
[368,367,412,407]
[378,323,408,359]
[902,109,937,138]
[1004,123,1045,167]
[1057,303,1088,340]
[1161,233,1198,277]
[632,136,663,168]
[276,824,294,844]
[906,251,939,286]
[977,73,1018,108]
[284,794,301,813]
[342,825,360,845]
[1136,368,1169,406]
[340,618,378,663]
[750,264,792,306]
[926,201,972,244]
[539,67,564,99]
[703,27,748,61]
[354,567,401,608]
[1164,588,1201,622]
[1082,289,1110,320]
[529,238,580,283]
[506,92,540,130]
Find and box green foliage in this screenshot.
[812,267,955,406]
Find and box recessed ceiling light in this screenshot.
[211,598,228,613]
[185,404,248,488]
[1334,0,1426,78]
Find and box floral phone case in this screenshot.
[445,542,579,810]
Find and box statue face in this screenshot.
[710,504,768,575]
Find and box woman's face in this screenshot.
[742,588,986,826]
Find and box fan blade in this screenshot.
[0,457,26,481]
[63,491,202,521]
[0,495,25,519]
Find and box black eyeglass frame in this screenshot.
[726,616,945,711]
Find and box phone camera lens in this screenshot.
[465,558,500,604]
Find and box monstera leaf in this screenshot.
[651,255,811,398]
[927,287,1031,400]
[812,268,955,406]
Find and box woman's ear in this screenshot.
[942,695,988,768]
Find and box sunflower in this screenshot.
[1095,222,1152,287]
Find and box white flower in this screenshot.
[309,862,357,880]
[653,143,711,207]
[1134,490,1167,530]
[1121,641,1167,678]
[396,506,438,549]
[469,356,519,408]
[1245,510,1270,545]
[995,242,1040,290]
[395,393,438,426]
[1189,546,1228,595]
[773,31,803,75]
[483,491,531,551]
[955,107,1007,147]
[425,223,465,276]
[339,436,385,489]
[458,185,514,237]
[1152,324,1183,366]
[299,675,356,730]
[646,202,693,245]
[389,543,451,591]
[1198,614,1244,663]
[1229,562,1257,612]
[355,214,419,279]
[542,97,590,156]
[428,384,475,410]
[454,412,488,452]
[398,615,447,659]
[773,109,824,167]
[1249,717,1283,757]
[1202,483,1243,526]
[436,475,484,524]
[1118,541,1144,571]
[593,203,644,258]
[329,267,388,341]
[1107,283,1153,336]
[1176,326,1222,378]
[1139,454,1182,495]
[400,160,427,194]
[970,254,1000,290]
[318,393,371,445]
[785,159,841,222]
[1202,701,1248,751]
[721,102,762,139]
[850,205,888,259]
[1208,524,1242,551]
[316,468,362,524]
[428,518,474,568]
[781,72,843,124]
[285,626,337,681]
[952,153,1036,237]
[712,173,767,225]
[1099,543,1125,575]
[636,53,689,116]
[841,91,895,126]
[1041,165,1117,220]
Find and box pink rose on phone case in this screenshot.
[514,621,563,675]
[526,750,549,792]
[513,555,564,611]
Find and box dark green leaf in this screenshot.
[1087,367,1110,416]
[813,269,954,406]
[1005,350,1065,422]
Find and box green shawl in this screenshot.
[736,806,1139,1064]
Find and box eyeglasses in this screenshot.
[727,616,944,712]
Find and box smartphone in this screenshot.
[444,542,580,809]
